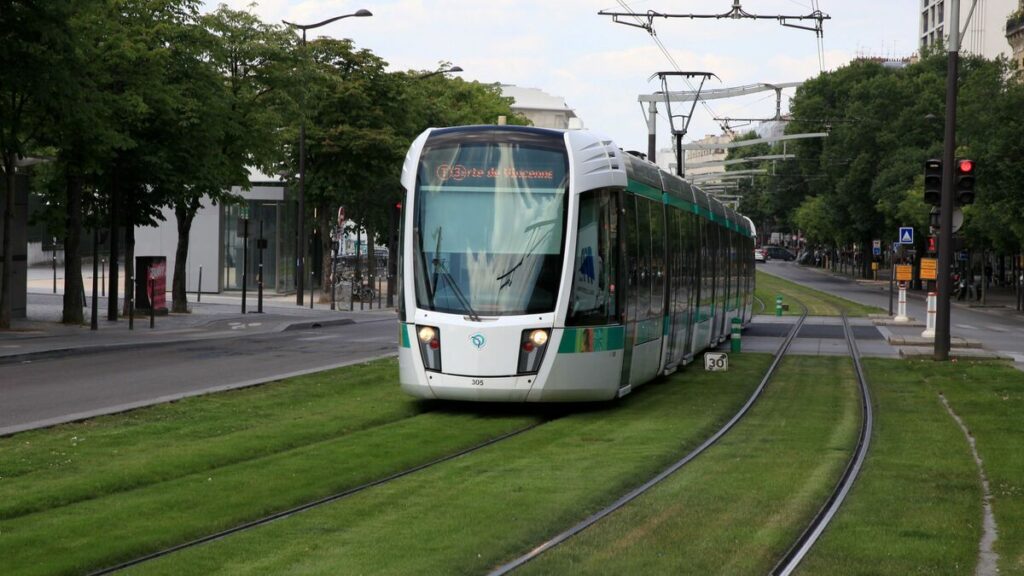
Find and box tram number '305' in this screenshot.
[471,379,485,386]
[704,352,729,372]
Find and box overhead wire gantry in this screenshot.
[598,0,831,38]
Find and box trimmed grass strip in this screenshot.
[795,358,991,575]
[756,270,881,317]
[124,355,774,575]
[0,411,539,576]
[0,359,422,520]
[519,355,861,575]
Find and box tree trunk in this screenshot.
[61,167,84,324]
[172,199,198,313]
[0,153,16,329]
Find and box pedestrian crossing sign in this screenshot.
[899,227,914,244]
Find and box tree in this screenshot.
[162,6,293,313]
[0,1,72,328]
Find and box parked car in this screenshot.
[765,246,796,261]
[754,248,767,263]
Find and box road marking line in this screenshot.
[955,324,978,331]
[297,335,340,342]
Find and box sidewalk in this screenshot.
[2,265,395,362]
[809,265,1024,316]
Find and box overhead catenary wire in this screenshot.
[616,0,722,155]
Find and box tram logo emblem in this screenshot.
[470,333,487,350]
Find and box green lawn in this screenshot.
[0,359,542,576]
[756,270,883,317]
[125,355,774,575]
[0,359,423,520]
[798,358,1024,576]
[520,356,861,575]
[6,347,1022,575]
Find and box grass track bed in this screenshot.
[125,355,775,575]
[0,360,422,519]
[519,355,860,575]
[0,359,543,576]
[798,359,1024,575]
[755,270,881,317]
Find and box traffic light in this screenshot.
[923,158,942,205]
[955,158,976,205]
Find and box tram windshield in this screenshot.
[413,132,569,316]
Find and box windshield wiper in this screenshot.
[431,226,482,321]
[496,218,558,291]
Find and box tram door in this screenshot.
[620,194,663,388]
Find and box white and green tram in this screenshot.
[397,126,755,402]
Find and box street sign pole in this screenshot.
[935,0,961,361]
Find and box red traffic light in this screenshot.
[958,159,974,174]
[395,202,402,210]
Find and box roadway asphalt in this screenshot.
[2,272,399,436]
[758,261,1024,364]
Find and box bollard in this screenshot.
[894,283,909,323]
[730,317,742,353]
[197,265,202,303]
[128,275,134,330]
[149,277,155,329]
[921,292,937,339]
[349,279,354,311]
[775,295,784,317]
[257,263,264,313]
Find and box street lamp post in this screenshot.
[283,9,372,306]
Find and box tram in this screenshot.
[397,125,755,402]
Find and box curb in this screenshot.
[0,316,362,365]
[0,352,397,437]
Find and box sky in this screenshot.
[207,1,919,153]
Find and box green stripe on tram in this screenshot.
[626,179,664,202]
[400,324,411,348]
[558,326,626,354]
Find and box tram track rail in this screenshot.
[770,311,874,576]
[489,305,811,575]
[87,420,548,576]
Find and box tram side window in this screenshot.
[637,198,654,318]
[567,189,620,326]
[649,201,665,318]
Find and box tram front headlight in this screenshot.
[518,328,551,375]
[416,325,441,371]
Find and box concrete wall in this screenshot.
[134,196,221,294]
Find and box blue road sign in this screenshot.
[873,246,881,256]
[899,227,914,244]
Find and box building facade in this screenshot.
[1008,1,1024,73]
[499,85,580,129]
[920,0,1018,59]
[655,132,735,178]
[134,169,297,295]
